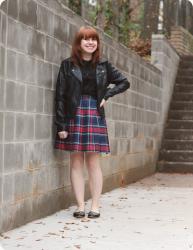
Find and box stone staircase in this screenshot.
[158,56,193,173]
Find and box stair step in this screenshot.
[165,129,193,140]
[157,161,193,173]
[166,120,193,129]
[177,69,193,76]
[173,92,193,101]
[176,76,193,84]
[174,84,193,92]
[169,110,193,120]
[159,150,193,162]
[170,102,193,111]
[180,55,193,60]
[162,139,193,150]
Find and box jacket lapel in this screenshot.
[96,63,106,86]
[71,66,82,83]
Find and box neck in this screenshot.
[81,53,92,61]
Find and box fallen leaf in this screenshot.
[47,232,60,236]
[81,218,90,222]
[74,245,81,249]
[16,237,25,240]
[66,222,76,225]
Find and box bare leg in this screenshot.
[70,152,85,211]
[85,152,103,212]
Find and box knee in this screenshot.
[70,152,84,169]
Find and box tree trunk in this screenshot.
[142,0,160,39]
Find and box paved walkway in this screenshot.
[1,173,193,250]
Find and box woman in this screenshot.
[54,26,130,219]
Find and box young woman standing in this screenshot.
[54,26,130,218]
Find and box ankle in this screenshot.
[77,203,85,211]
[90,205,100,213]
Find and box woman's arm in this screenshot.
[104,62,130,101]
[55,61,68,132]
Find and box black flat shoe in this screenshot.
[88,211,100,218]
[73,211,85,218]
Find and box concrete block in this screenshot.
[106,120,115,138]
[0,112,3,142]
[112,103,131,121]
[42,141,55,166]
[18,0,37,28]
[12,198,33,229]
[16,53,37,84]
[24,142,45,170]
[0,79,5,110]
[35,114,51,139]
[15,113,34,141]
[45,36,61,64]
[0,144,3,173]
[68,23,78,44]
[28,30,45,59]
[0,204,15,233]
[116,53,127,71]
[53,15,69,43]
[4,143,24,173]
[0,12,7,45]
[8,0,19,19]
[14,171,33,201]
[130,138,145,153]
[6,49,17,80]
[7,17,32,53]
[44,89,54,114]
[131,61,140,76]
[37,60,52,88]
[49,167,65,190]
[114,121,133,138]
[109,138,118,156]
[0,176,2,207]
[5,81,25,111]
[26,86,44,113]
[52,64,59,90]
[104,103,112,119]
[37,4,54,35]
[4,112,15,142]
[31,188,65,221]
[0,45,5,77]
[118,139,130,155]
[33,167,50,195]
[3,173,15,203]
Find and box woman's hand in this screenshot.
[100,98,106,108]
[58,131,68,139]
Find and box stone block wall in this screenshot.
[170,26,193,56]
[0,0,179,232]
[151,34,180,136]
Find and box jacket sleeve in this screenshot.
[55,61,68,132]
[103,61,130,101]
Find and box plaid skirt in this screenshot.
[54,95,110,154]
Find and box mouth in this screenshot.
[86,46,95,49]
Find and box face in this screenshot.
[80,37,98,55]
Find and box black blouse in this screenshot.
[80,60,97,99]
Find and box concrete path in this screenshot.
[1,173,193,250]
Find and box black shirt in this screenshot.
[80,60,97,99]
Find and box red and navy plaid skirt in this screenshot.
[55,95,110,154]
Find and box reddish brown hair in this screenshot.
[71,26,100,66]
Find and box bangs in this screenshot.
[78,27,99,41]
[71,26,101,66]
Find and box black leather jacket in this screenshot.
[55,57,130,132]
